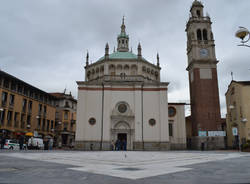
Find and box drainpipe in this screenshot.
[100,82,104,150]
[141,82,144,150]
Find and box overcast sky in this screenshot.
[1,0,250,117]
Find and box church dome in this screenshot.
[98,51,146,61]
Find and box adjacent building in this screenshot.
[0,70,77,148]
[0,70,57,139]
[50,92,77,147]
[225,80,250,149]
[75,18,186,151]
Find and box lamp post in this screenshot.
[235,27,250,47]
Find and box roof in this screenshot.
[118,33,129,39]
[50,92,77,102]
[98,51,146,61]
[225,80,250,95]
[0,70,57,99]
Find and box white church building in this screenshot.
[75,18,186,150]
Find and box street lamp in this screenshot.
[235,26,250,47]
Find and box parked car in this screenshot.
[28,137,44,150]
[4,139,20,150]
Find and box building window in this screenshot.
[47,120,50,131]
[24,87,28,96]
[42,119,45,131]
[64,122,68,131]
[203,29,208,40]
[149,119,156,126]
[1,92,8,106]
[196,10,201,17]
[27,115,31,128]
[7,111,12,126]
[28,101,32,113]
[43,106,47,116]
[89,117,96,125]
[65,101,70,108]
[0,109,5,126]
[14,112,19,128]
[197,29,202,40]
[22,99,27,113]
[118,104,127,113]
[17,84,23,93]
[169,123,173,137]
[168,107,177,117]
[11,82,16,91]
[21,114,25,128]
[9,94,15,106]
[64,111,68,120]
[37,118,41,130]
[3,79,9,89]
[51,120,54,129]
[40,95,43,102]
[29,91,34,98]
[38,104,42,114]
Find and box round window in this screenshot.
[168,107,176,117]
[118,104,127,113]
[89,117,96,125]
[149,119,156,126]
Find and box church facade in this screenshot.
[75,18,186,151]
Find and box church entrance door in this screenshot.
[117,133,127,150]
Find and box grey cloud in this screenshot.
[1,0,250,117]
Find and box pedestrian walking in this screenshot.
[1,136,6,149]
[19,136,24,150]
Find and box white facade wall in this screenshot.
[76,84,170,150]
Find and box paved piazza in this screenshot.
[0,151,250,183]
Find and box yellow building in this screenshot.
[225,80,250,148]
[0,70,57,140]
[50,92,77,147]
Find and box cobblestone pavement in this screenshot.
[0,150,250,184]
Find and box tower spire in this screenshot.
[157,52,160,67]
[105,43,109,60]
[137,42,142,59]
[86,51,89,66]
[117,17,129,52]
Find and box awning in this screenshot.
[25,132,33,136]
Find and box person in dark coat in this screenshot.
[1,136,6,149]
[19,136,24,150]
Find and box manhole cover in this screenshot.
[116,167,142,171]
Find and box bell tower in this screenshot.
[186,0,221,136]
[117,16,129,52]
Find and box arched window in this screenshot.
[197,29,202,40]
[196,10,201,17]
[122,40,124,44]
[203,29,208,40]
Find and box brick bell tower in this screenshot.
[186,0,221,136]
